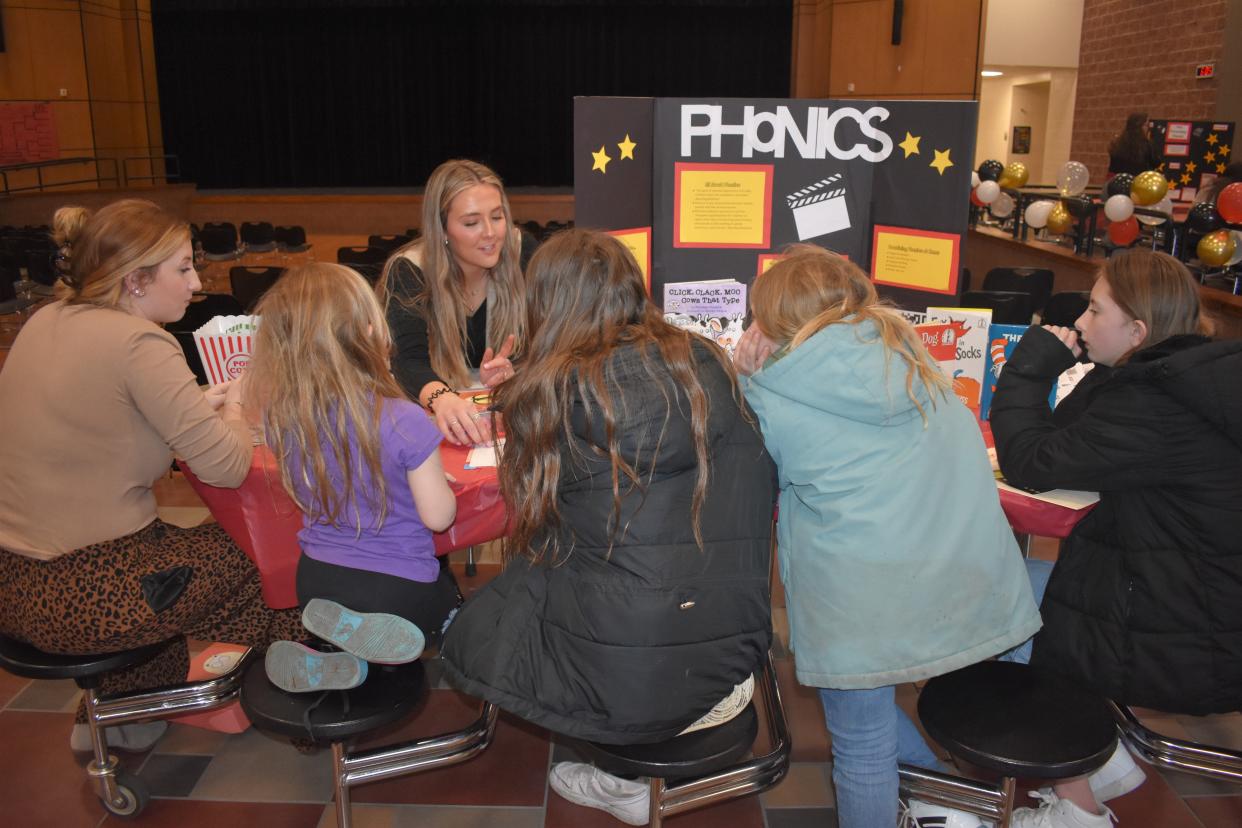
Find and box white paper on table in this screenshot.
[464,438,505,469]
[996,481,1100,510]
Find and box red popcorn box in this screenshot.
[194,315,258,385]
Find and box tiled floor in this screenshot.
[2,479,1241,827]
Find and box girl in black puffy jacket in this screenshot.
[992,251,1242,828]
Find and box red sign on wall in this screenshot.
[0,103,60,166]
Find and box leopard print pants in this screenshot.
[0,519,305,721]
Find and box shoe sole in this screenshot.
[302,599,425,665]
[548,770,649,827]
[265,640,367,693]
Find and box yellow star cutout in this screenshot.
[1157,162,1165,172]
[1206,151,1216,163]
[1186,161,1197,172]
[1180,173,1192,185]
[898,132,921,158]
[592,145,612,174]
[1218,163,1228,174]
[1207,133,1219,145]
[929,148,953,175]
[618,134,637,161]
[1167,178,1179,190]
[1220,144,1231,157]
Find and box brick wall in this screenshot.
[1071,0,1225,182]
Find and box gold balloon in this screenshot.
[1045,202,1073,235]
[999,161,1029,189]
[1197,230,1236,268]
[1130,170,1168,206]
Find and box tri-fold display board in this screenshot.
[574,97,978,310]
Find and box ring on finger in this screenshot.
[470,412,482,421]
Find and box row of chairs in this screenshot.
[196,222,311,261]
[954,266,1089,327]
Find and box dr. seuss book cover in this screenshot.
[924,307,993,410]
[663,279,747,356]
[978,323,1028,420]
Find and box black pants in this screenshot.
[296,554,462,645]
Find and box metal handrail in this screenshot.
[0,156,120,196]
[122,154,181,187]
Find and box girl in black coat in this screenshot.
[441,229,775,825]
[991,251,1242,828]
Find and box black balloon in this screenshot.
[978,160,1004,182]
[1064,196,1094,219]
[1106,173,1134,198]
[1187,201,1224,234]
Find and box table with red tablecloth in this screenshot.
[979,420,1096,541]
[180,437,507,610]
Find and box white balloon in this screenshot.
[1136,196,1173,226]
[1104,194,1135,222]
[976,180,1001,204]
[971,171,981,189]
[1057,161,1090,197]
[990,192,1015,218]
[1227,230,1242,267]
[1024,199,1055,229]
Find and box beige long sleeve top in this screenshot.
[0,301,252,560]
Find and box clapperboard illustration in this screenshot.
[786,174,850,241]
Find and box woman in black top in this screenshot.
[377,159,525,445]
[1106,112,1161,176]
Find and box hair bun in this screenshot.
[52,205,91,250]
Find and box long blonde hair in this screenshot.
[495,229,735,563]
[752,245,950,420]
[378,159,525,388]
[52,199,190,308]
[248,263,407,528]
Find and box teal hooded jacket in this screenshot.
[743,318,1041,689]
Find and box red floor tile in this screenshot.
[100,799,324,827]
[350,689,550,806]
[1186,794,1242,828]
[0,669,30,708]
[0,711,112,828]
[1104,767,1203,828]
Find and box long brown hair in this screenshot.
[1108,112,1152,170]
[52,199,190,308]
[494,229,734,564]
[751,245,950,421]
[377,159,525,388]
[248,263,408,529]
[1100,250,1208,362]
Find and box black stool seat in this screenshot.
[580,705,759,779]
[918,661,1116,779]
[0,634,169,682]
[240,655,428,744]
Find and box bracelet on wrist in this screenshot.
[425,385,455,413]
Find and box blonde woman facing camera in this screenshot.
[378,159,525,446]
[734,246,1040,828]
[0,199,304,752]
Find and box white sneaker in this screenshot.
[69,720,168,753]
[548,761,649,826]
[1035,742,1146,803]
[902,797,991,827]
[1010,790,1116,828]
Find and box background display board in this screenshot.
[1149,119,1235,202]
[575,97,979,310]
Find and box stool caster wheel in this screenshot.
[103,772,150,819]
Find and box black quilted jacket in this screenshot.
[441,341,775,742]
[992,327,1242,714]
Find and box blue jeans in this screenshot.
[1000,557,1055,665]
[818,685,947,828]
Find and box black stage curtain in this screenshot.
[151,0,792,188]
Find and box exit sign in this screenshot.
[1196,63,1216,78]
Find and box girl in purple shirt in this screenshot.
[247,263,460,692]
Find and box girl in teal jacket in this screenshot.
[734,246,1041,828]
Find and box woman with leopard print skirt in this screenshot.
[0,199,305,752]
